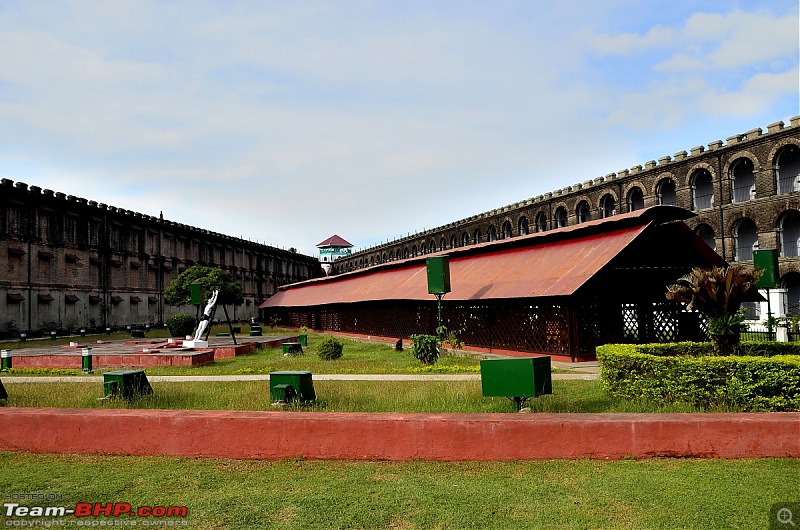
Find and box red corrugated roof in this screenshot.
[264,226,648,308]
[261,206,717,309]
[317,235,353,248]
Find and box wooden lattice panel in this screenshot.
[274,298,708,359]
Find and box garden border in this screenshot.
[0,408,797,460]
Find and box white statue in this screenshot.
[193,289,219,341]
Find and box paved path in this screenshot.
[3,372,598,383]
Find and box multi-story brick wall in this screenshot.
[336,116,800,312]
[0,180,319,336]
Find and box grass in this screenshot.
[0,379,750,413]
[1,328,488,376]
[0,452,796,529]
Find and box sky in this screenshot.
[0,1,797,257]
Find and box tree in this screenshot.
[164,266,244,307]
[665,265,761,355]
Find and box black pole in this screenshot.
[436,294,444,341]
[223,305,237,345]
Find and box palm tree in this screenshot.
[666,265,762,355]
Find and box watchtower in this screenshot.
[317,235,353,276]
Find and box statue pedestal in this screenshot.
[183,340,208,349]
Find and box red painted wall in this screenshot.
[0,408,797,460]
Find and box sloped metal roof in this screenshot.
[316,235,353,248]
[261,206,722,308]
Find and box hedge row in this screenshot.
[631,341,800,357]
[596,344,800,411]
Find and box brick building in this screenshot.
[335,116,800,316]
[0,180,319,336]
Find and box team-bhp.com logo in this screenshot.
[3,502,189,527]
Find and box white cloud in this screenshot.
[0,1,796,255]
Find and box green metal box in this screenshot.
[282,342,303,354]
[269,371,315,402]
[480,357,552,398]
[190,282,205,305]
[426,256,451,295]
[753,249,779,289]
[103,370,153,400]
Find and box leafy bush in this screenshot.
[437,326,464,350]
[410,334,439,365]
[631,341,800,358]
[165,313,197,338]
[739,341,800,357]
[597,343,800,411]
[317,337,344,360]
[666,265,761,355]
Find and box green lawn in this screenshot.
[1,329,487,376]
[1,453,796,529]
[1,379,748,413]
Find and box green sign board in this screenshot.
[426,256,451,295]
[753,249,778,289]
[190,282,205,305]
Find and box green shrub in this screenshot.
[597,343,800,411]
[739,341,800,357]
[317,337,344,360]
[630,341,800,358]
[409,334,439,365]
[165,313,197,338]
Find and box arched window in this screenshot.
[474,229,482,244]
[780,210,800,257]
[576,201,591,223]
[777,144,800,194]
[627,187,645,211]
[731,158,755,203]
[411,246,418,257]
[554,207,567,228]
[382,253,387,263]
[518,216,529,236]
[783,272,800,315]
[657,179,676,206]
[487,226,498,242]
[695,224,716,251]
[439,238,446,251]
[501,221,512,239]
[430,240,436,253]
[421,242,427,255]
[535,212,547,232]
[691,169,714,210]
[461,232,470,246]
[600,194,615,218]
[450,235,458,249]
[403,248,409,259]
[734,218,758,261]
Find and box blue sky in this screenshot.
[0,0,797,256]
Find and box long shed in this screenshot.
[260,206,727,360]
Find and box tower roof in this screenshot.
[317,235,353,248]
